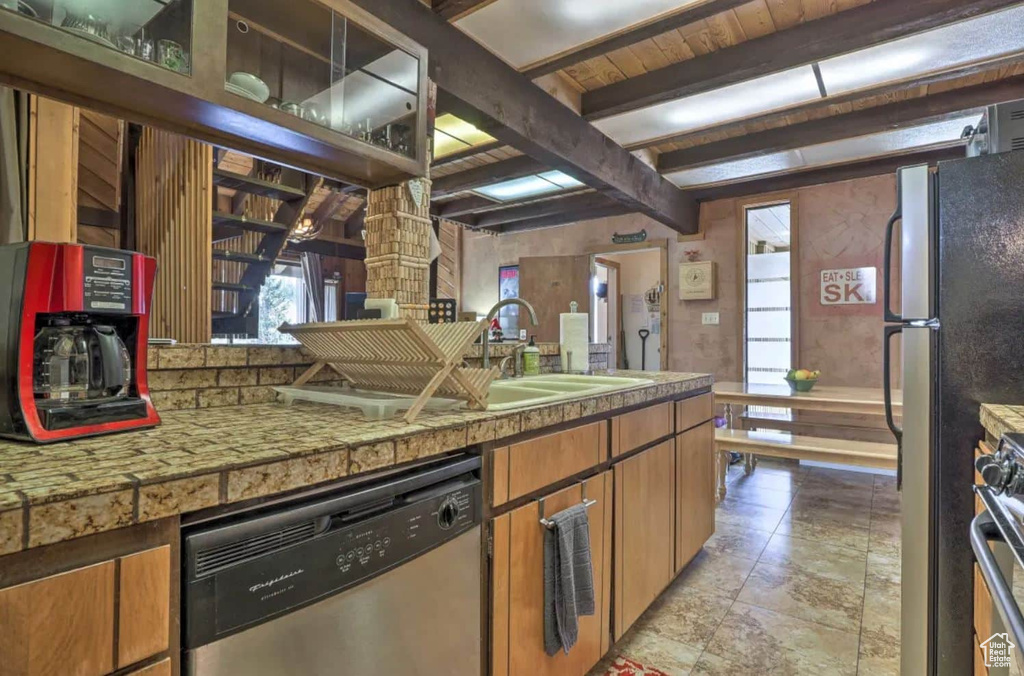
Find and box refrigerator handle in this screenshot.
[971,509,1024,650]
[883,325,903,487]
[883,206,902,323]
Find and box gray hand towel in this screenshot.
[543,502,596,656]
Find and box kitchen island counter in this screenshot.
[0,371,711,553]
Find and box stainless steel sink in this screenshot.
[485,374,654,411]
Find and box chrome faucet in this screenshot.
[482,298,539,370]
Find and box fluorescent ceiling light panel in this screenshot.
[538,170,584,189]
[434,114,496,146]
[474,175,566,201]
[666,115,978,188]
[819,5,1024,96]
[798,115,979,165]
[433,130,471,158]
[593,67,821,147]
[667,152,804,188]
[456,0,702,69]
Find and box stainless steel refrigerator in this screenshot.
[884,151,1024,675]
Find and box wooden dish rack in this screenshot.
[279,318,498,422]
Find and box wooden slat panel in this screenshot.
[135,128,212,342]
[118,546,171,668]
[0,561,115,676]
[27,96,79,243]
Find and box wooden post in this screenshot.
[27,96,79,243]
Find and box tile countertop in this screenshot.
[0,371,711,555]
[981,404,1024,440]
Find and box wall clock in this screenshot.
[678,261,716,300]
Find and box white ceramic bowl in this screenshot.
[228,72,270,103]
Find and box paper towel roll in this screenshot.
[560,311,589,373]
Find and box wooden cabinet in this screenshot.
[975,634,987,676]
[613,439,676,640]
[0,0,429,187]
[490,472,613,676]
[676,393,713,433]
[0,560,116,676]
[124,660,171,676]
[493,421,607,507]
[0,521,177,676]
[118,546,172,668]
[675,421,716,573]
[610,402,673,457]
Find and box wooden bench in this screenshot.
[737,414,897,445]
[714,429,898,498]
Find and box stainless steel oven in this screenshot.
[973,434,1024,675]
[182,455,482,676]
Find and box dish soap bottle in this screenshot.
[523,335,541,376]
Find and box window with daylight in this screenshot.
[744,202,795,388]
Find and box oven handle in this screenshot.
[971,508,1024,649]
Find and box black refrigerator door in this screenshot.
[936,150,1024,675]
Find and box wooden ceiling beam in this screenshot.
[352,0,700,234]
[583,0,1023,120]
[492,204,635,234]
[474,192,614,228]
[632,54,1024,151]
[690,146,965,202]
[431,155,548,198]
[659,75,1024,173]
[433,194,499,219]
[522,0,750,80]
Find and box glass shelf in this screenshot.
[225,0,420,159]
[0,0,194,75]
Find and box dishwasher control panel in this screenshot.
[183,457,481,649]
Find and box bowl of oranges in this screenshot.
[784,368,820,392]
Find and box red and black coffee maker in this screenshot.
[0,242,160,443]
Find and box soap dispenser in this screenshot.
[523,336,541,376]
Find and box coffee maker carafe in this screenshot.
[33,323,132,402]
[1,243,160,443]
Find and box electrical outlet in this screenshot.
[702,312,720,325]
[519,329,527,341]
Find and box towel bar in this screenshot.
[539,499,598,529]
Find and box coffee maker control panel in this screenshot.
[83,248,134,314]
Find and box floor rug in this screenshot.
[602,656,671,676]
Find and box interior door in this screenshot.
[518,256,592,343]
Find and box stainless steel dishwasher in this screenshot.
[182,455,482,676]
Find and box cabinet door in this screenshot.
[676,421,716,573]
[118,546,171,668]
[491,472,613,676]
[0,561,115,676]
[614,440,676,640]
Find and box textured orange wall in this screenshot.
[461,173,899,387]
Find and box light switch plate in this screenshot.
[702,312,720,325]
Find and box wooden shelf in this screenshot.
[213,168,307,201]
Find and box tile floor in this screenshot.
[591,458,901,676]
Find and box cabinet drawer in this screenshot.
[125,659,171,676]
[975,564,993,644]
[611,402,673,457]
[0,560,115,676]
[495,421,607,506]
[676,393,713,433]
[118,546,171,668]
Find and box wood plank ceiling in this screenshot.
[428,0,1024,232]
